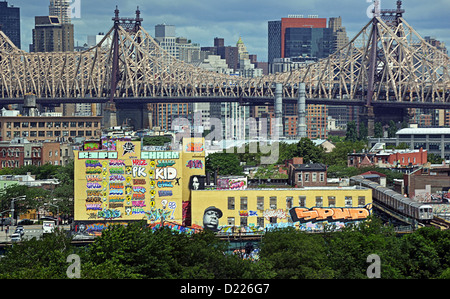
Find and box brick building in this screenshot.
[403,165,450,200]
[286,157,327,187]
[348,147,427,168]
[0,114,102,142]
[0,138,61,168]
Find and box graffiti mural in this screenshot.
[289,204,372,223]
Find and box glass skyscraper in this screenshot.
[0,1,20,49]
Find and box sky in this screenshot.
[6,0,450,61]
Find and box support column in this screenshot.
[275,83,283,138]
[104,102,117,128]
[297,83,307,138]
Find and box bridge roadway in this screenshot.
[2,96,450,109]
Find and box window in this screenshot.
[304,173,310,182]
[358,196,366,207]
[320,173,325,182]
[257,197,264,210]
[315,196,323,207]
[240,197,248,210]
[257,217,264,227]
[328,196,336,207]
[312,172,317,182]
[345,196,353,207]
[227,217,235,226]
[297,173,302,181]
[286,196,293,209]
[240,217,248,227]
[299,196,306,207]
[228,197,235,210]
[39,122,45,128]
[38,131,45,137]
[269,197,277,209]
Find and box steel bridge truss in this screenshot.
[0,9,448,104]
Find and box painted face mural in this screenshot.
[202,206,223,232]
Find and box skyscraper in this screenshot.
[0,1,20,49]
[31,0,74,52]
[31,16,74,52]
[49,0,70,24]
[268,15,327,63]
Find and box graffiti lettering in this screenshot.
[109,167,124,174]
[109,175,125,182]
[86,203,102,210]
[155,167,177,180]
[132,193,145,199]
[85,160,102,167]
[156,159,176,167]
[186,159,203,169]
[86,175,102,182]
[85,197,102,203]
[132,159,148,166]
[289,206,371,223]
[132,207,145,214]
[109,182,124,189]
[157,181,174,188]
[132,166,147,177]
[85,168,102,174]
[109,202,123,208]
[109,160,125,166]
[109,189,123,195]
[97,209,121,219]
[158,190,173,197]
[133,179,146,185]
[263,209,288,221]
[133,186,146,193]
[185,142,204,152]
[86,190,102,196]
[132,200,146,207]
[86,183,102,189]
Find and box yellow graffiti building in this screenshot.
[73,137,205,232]
[191,187,372,233]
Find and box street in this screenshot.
[0,224,71,243]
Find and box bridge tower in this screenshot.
[361,0,408,136]
[103,6,151,129]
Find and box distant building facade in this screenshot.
[0,1,20,48]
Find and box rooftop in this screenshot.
[396,127,450,135]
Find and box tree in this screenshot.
[374,122,383,138]
[205,152,243,176]
[358,122,368,141]
[428,153,443,164]
[387,120,397,138]
[345,121,358,142]
[259,228,333,279]
[293,138,325,163]
[325,140,367,167]
[0,229,74,278]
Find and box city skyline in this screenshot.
[2,0,449,62]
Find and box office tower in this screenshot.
[0,1,20,48]
[268,15,327,63]
[202,37,238,71]
[49,0,70,24]
[284,27,334,58]
[329,17,349,53]
[32,16,74,52]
